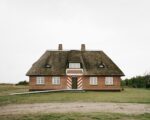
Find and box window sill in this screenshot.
[90,84,98,86]
[36,84,45,85]
[105,84,114,86]
[52,84,61,85]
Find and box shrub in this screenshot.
[122,74,150,88]
[16,80,29,85]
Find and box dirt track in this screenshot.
[0,103,150,115]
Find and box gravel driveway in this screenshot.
[0,102,150,115]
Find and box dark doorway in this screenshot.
[72,77,77,89]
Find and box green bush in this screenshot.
[16,80,29,85]
[122,75,150,88]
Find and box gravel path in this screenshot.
[0,103,150,115]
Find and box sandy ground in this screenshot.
[0,103,150,115]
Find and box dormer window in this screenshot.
[99,64,105,68]
[98,62,105,68]
[69,63,81,68]
[45,64,51,68]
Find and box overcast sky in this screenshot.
[0,0,150,83]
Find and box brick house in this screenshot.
[26,44,124,91]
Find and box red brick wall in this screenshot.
[82,76,121,90]
[29,76,67,91]
[29,76,121,91]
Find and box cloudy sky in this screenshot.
[0,0,150,83]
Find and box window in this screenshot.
[105,77,113,85]
[45,64,51,68]
[52,77,60,85]
[36,77,45,85]
[90,77,98,85]
[69,63,80,68]
[98,63,105,68]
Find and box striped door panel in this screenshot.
[66,76,72,89]
[77,77,83,89]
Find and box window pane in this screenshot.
[69,63,80,68]
[90,77,97,85]
[105,77,113,85]
[52,77,60,85]
[36,77,45,84]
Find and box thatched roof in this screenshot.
[26,50,124,76]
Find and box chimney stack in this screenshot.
[81,44,86,51]
[58,44,63,50]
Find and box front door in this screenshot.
[72,77,77,89]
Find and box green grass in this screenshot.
[0,85,150,106]
[0,112,150,120]
[0,84,28,96]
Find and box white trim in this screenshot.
[66,68,83,76]
[36,77,45,85]
[105,77,113,85]
[89,77,98,85]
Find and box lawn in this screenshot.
[0,85,150,106]
[0,112,150,120]
[0,84,28,96]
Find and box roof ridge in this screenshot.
[46,49,103,52]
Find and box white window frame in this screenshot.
[105,77,113,85]
[52,77,60,85]
[69,63,81,68]
[36,77,45,85]
[89,77,98,85]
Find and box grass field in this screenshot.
[0,85,150,106]
[0,84,28,96]
[0,112,150,120]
